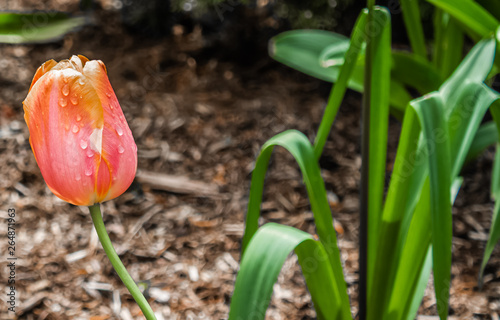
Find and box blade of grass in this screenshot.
[0,12,87,43]
[229,223,343,320]
[314,9,368,159]
[362,7,391,319]
[400,0,427,59]
[240,130,352,320]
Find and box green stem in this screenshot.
[89,204,157,320]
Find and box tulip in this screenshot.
[23,56,155,320]
[23,55,137,206]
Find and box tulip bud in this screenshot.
[23,55,137,206]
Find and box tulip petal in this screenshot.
[28,59,57,93]
[23,65,105,206]
[83,60,137,202]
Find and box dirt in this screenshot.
[0,2,499,320]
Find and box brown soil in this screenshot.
[0,2,499,320]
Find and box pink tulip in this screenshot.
[23,55,137,206]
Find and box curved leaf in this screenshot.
[426,0,499,38]
[240,130,352,319]
[229,223,342,320]
[269,29,411,112]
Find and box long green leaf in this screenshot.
[433,10,464,79]
[230,223,342,320]
[425,0,499,38]
[240,130,352,319]
[480,99,500,283]
[479,142,500,285]
[0,12,87,43]
[412,93,452,320]
[363,8,391,319]
[400,0,427,59]
[314,9,368,159]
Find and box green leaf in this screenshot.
[412,93,452,320]
[378,39,498,320]
[440,38,496,108]
[400,0,427,59]
[0,12,87,43]
[447,84,499,178]
[240,130,352,320]
[362,9,391,318]
[387,180,432,320]
[477,0,500,21]
[465,122,498,163]
[269,29,411,112]
[229,223,342,320]
[391,51,443,95]
[425,0,499,38]
[314,9,368,159]
[433,10,464,79]
[480,99,500,284]
[479,143,500,285]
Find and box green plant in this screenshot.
[0,12,87,43]
[229,2,500,319]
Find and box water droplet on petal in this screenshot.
[118,145,125,154]
[109,104,114,110]
[78,78,85,86]
[115,126,123,136]
[65,123,70,131]
[76,114,82,122]
[72,125,80,133]
[86,149,94,158]
[62,84,70,96]
[85,167,92,176]
[59,97,68,108]
[70,94,78,105]
[75,174,81,181]
[63,76,68,83]
[106,92,112,98]
[80,140,88,149]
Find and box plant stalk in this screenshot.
[89,204,157,320]
[359,3,376,320]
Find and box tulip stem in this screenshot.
[89,204,157,320]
